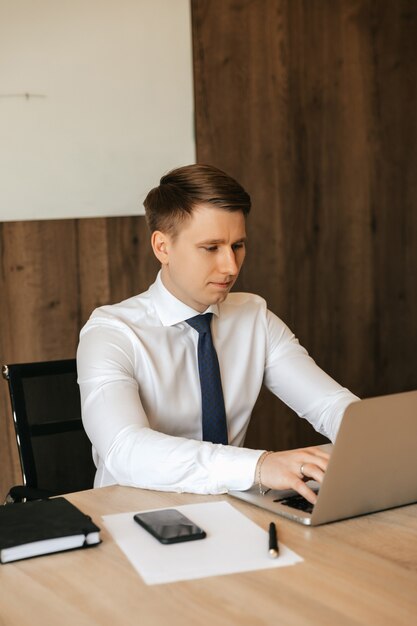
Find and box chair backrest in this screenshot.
[2,359,96,495]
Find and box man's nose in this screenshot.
[218,248,239,275]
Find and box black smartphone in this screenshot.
[133,508,207,544]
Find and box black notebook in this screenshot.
[0,497,101,564]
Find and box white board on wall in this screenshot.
[0,0,195,221]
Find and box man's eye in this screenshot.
[204,246,218,252]
[232,243,245,250]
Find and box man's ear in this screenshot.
[151,231,170,264]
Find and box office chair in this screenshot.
[2,359,96,503]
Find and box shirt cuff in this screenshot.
[211,446,265,492]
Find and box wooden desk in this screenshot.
[1,486,416,626]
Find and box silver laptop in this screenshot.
[229,390,417,525]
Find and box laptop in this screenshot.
[229,390,417,525]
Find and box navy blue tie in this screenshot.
[186,313,228,445]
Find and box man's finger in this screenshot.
[297,452,329,474]
[292,478,318,505]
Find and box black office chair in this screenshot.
[2,359,96,503]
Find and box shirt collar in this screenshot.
[149,271,219,327]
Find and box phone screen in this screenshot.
[133,509,207,544]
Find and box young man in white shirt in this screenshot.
[77,164,359,503]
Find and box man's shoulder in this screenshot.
[221,292,267,315]
[84,288,153,330]
[225,291,266,305]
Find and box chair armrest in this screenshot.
[4,485,56,504]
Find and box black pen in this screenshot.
[268,522,279,558]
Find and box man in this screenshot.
[77,164,359,504]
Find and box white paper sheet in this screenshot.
[102,501,303,585]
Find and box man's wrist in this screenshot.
[255,450,273,495]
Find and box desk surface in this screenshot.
[1,486,416,626]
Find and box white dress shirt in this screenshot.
[77,272,359,494]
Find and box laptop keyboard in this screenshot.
[273,492,317,514]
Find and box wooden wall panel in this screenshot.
[192,0,417,450]
[0,217,158,500]
[1,0,416,498]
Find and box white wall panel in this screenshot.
[0,0,195,220]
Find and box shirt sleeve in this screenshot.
[263,310,360,442]
[77,322,263,495]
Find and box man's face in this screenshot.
[154,204,247,312]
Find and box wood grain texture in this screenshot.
[0,217,158,500]
[1,0,417,498]
[192,0,417,450]
[1,485,416,625]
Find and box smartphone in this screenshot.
[133,508,206,544]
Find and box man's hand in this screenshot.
[258,446,330,504]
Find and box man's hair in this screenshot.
[143,163,251,236]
